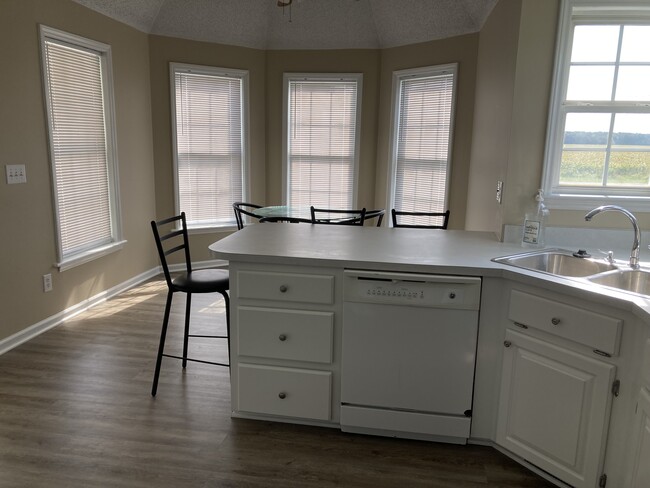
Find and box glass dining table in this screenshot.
[253,205,313,222]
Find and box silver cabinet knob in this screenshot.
[279,334,287,341]
[551,317,561,326]
[504,340,512,348]
[279,285,288,293]
[278,392,286,399]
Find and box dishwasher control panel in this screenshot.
[344,270,481,310]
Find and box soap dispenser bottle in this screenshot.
[522,189,549,248]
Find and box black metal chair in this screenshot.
[233,202,263,230]
[364,209,385,227]
[310,206,367,226]
[391,209,450,229]
[150,212,230,396]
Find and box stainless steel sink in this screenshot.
[493,249,618,277]
[494,248,650,297]
[587,269,650,296]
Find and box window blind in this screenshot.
[393,70,455,226]
[286,78,359,208]
[43,39,113,259]
[173,68,244,227]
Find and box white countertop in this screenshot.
[209,224,650,321]
[210,225,520,272]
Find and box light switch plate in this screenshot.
[496,180,503,204]
[6,164,27,184]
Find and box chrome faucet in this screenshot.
[585,205,641,269]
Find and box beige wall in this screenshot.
[0,0,157,341]
[148,35,267,261]
[374,35,479,229]
[466,0,559,237]
[470,0,650,234]
[502,0,559,230]
[465,0,522,237]
[265,50,381,209]
[7,0,639,346]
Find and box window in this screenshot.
[543,1,650,209]
[40,26,123,270]
[283,74,362,208]
[387,65,457,225]
[171,63,248,229]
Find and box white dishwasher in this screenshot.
[341,269,482,444]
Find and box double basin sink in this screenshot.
[493,248,650,297]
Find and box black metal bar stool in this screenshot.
[150,212,230,396]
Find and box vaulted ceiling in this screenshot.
[71,0,498,50]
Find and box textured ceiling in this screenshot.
[71,0,498,50]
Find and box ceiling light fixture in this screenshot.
[277,0,293,22]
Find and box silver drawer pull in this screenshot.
[279,285,288,293]
[504,340,512,348]
[279,334,287,341]
[278,392,287,399]
[551,317,561,326]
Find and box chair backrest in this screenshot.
[310,206,367,226]
[391,209,450,229]
[364,209,385,227]
[233,202,263,230]
[151,212,192,288]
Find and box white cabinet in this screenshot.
[497,289,620,488]
[628,387,650,488]
[628,339,650,487]
[238,364,332,421]
[230,264,340,424]
[238,307,333,363]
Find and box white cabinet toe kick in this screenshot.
[340,405,472,444]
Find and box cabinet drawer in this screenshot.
[238,307,334,363]
[508,289,622,356]
[238,271,334,305]
[238,364,332,421]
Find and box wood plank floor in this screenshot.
[0,278,556,487]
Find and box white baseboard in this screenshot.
[0,259,230,357]
[0,267,160,356]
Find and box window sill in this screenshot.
[56,240,127,272]
[544,194,650,212]
[187,224,239,234]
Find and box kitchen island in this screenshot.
[210,224,650,488]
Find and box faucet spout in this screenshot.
[585,205,641,269]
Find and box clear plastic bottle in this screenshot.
[522,189,549,248]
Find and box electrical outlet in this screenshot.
[43,274,53,292]
[6,164,27,184]
[496,180,503,204]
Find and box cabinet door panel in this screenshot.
[497,330,615,488]
[508,349,588,465]
[630,387,650,488]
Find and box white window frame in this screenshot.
[542,0,650,210]
[170,62,250,231]
[282,73,363,208]
[40,25,124,271]
[386,64,457,223]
